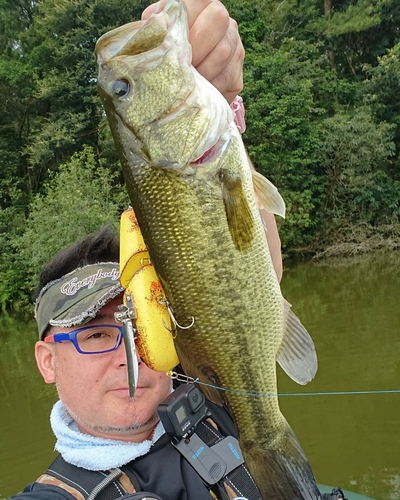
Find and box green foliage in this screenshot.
[0,0,36,56]
[242,43,326,250]
[317,109,398,230]
[0,57,37,208]
[238,0,400,253]
[16,146,127,286]
[0,146,127,310]
[363,42,400,171]
[1,0,149,196]
[0,0,400,307]
[307,0,382,37]
[278,189,316,252]
[280,0,400,78]
[0,201,29,311]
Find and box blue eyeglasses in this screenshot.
[44,324,124,354]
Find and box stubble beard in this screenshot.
[64,399,161,435]
[92,412,160,434]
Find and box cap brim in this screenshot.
[49,283,124,331]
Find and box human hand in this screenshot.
[142,0,244,104]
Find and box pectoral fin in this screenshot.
[220,171,254,252]
[276,299,318,385]
[252,169,286,218]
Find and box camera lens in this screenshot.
[188,387,204,411]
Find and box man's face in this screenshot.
[35,296,172,442]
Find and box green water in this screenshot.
[0,253,399,499]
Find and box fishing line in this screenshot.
[168,371,400,398]
[193,380,400,398]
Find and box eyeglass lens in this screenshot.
[76,326,121,353]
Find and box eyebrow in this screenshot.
[95,312,118,321]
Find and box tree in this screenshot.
[0,0,36,56]
[0,146,127,310]
[1,0,400,308]
[242,46,323,250]
[317,108,397,239]
[363,42,400,174]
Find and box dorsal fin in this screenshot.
[252,169,286,218]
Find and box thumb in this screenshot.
[141,1,165,20]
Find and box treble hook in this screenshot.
[159,298,195,333]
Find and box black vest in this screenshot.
[37,401,261,500]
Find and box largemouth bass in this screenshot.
[96,1,320,498]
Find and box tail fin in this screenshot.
[241,421,321,500]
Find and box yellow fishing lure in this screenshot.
[119,208,179,372]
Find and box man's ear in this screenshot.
[35,341,56,383]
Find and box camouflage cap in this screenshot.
[34,262,124,339]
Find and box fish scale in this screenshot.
[135,159,282,415]
[96,1,320,498]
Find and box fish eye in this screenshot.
[112,79,130,98]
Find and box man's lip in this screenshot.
[110,386,145,391]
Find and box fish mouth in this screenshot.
[190,134,230,166]
[95,1,180,63]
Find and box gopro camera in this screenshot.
[158,383,208,439]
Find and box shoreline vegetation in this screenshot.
[1,0,399,311]
[292,223,400,260]
[313,224,400,259]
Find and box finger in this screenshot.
[196,21,244,102]
[142,0,217,28]
[194,18,238,80]
[142,0,231,69]
[182,0,222,29]
[209,60,244,104]
[141,0,164,20]
[140,0,244,102]
[142,0,236,77]
[188,2,230,67]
